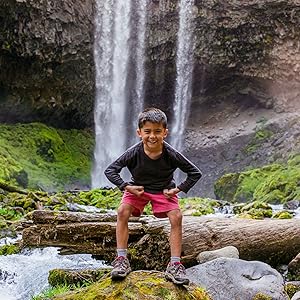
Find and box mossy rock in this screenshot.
[180,197,221,216]
[52,271,211,300]
[0,123,94,191]
[214,155,300,204]
[272,211,293,219]
[214,173,240,201]
[49,268,111,287]
[236,201,273,219]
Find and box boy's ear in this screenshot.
[164,128,168,137]
[136,128,141,137]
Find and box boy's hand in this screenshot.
[125,185,144,197]
[163,187,180,198]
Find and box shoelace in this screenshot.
[173,263,186,276]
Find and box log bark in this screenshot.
[22,210,300,270]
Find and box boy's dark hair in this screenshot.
[138,107,168,129]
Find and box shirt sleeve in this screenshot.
[104,151,131,191]
[170,149,202,193]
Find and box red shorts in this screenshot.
[122,191,180,218]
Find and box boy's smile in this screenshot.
[137,121,168,154]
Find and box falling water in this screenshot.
[92,0,147,188]
[170,0,195,150]
[129,0,148,146]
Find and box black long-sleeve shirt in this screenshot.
[104,141,201,194]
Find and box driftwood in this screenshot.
[22,210,300,270]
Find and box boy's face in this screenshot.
[137,121,168,152]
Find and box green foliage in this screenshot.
[0,244,20,255]
[0,207,23,220]
[0,123,94,191]
[32,284,72,300]
[79,188,122,210]
[48,268,110,287]
[272,211,293,219]
[179,197,219,216]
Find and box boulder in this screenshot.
[186,257,288,300]
[196,246,239,264]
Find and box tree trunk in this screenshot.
[22,210,300,270]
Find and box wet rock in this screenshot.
[186,257,288,300]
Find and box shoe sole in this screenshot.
[165,273,189,285]
[111,269,132,280]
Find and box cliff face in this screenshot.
[0,0,299,127]
[0,0,94,128]
[145,0,300,116]
[0,0,299,195]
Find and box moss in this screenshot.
[0,244,20,255]
[252,293,272,300]
[48,268,110,287]
[236,201,273,219]
[79,189,122,210]
[214,173,240,201]
[0,123,94,191]
[244,129,273,154]
[52,271,211,300]
[214,155,300,204]
[272,211,293,219]
[180,197,221,216]
[285,282,300,298]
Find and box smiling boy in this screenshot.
[104,107,201,285]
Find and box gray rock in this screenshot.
[186,257,288,300]
[292,291,300,300]
[196,246,239,264]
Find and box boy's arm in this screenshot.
[173,152,202,193]
[104,156,129,191]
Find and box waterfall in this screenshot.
[129,0,147,146]
[92,0,147,188]
[170,0,195,151]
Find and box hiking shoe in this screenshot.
[165,262,189,285]
[111,256,132,279]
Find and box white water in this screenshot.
[129,0,147,146]
[92,0,147,188]
[92,0,131,188]
[170,0,195,151]
[0,246,106,300]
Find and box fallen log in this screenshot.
[22,210,300,270]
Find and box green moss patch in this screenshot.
[0,122,94,191]
[214,154,300,204]
[0,244,20,255]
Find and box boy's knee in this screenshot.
[117,204,132,220]
[168,209,182,226]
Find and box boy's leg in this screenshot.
[111,203,133,279]
[165,209,189,285]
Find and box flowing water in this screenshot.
[170,0,195,151]
[92,0,147,188]
[0,245,106,300]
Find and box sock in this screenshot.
[170,256,181,264]
[117,249,127,258]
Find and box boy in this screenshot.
[104,107,201,285]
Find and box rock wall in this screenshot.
[0,0,94,128]
[0,0,299,127]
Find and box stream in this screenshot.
[0,205,299,300]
